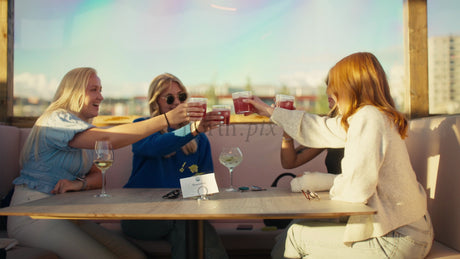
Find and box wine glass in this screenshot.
[219,147,243,192]
[93,140,114,198]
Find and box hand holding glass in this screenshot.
[212,105,231,125]
[232,91,255,115]
[93,140,114,198]
[187,97,207,121]
[219,147,243,192]
[275,94,295,110]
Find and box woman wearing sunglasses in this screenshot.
[121,73,228,259]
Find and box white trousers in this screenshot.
[7,185,146,259]
[272,215,433,259]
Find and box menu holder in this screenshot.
[180,173,219,198]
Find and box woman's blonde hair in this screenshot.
[326,52,408,138]
[148,73,197,155]
[20,67,96,166]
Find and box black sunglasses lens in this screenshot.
[179,93,187,102]
[165,93,186,104]
[166,95,175,105]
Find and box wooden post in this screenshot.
[403,0,428,118]
[0,0,13,124]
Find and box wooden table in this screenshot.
[0,188,376,258]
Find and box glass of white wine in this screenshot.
[219,147,243,192]
[93,140,114,198]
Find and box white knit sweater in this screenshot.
[271,105,427,244]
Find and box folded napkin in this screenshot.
[290,171,337,192]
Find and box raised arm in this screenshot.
[281,132,325,169]
[69,103,196,149]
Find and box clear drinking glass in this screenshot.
[212,104,231,125]
[232,91,255,115]
[187,97,207,121]
[219,147,243,192]
[93,140,114,198]
[275,94,295,110]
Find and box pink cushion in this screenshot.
[0,125,20,197]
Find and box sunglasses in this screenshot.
[162,92,187,105]
[162,189,181,199]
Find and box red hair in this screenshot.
[326,52,408,138]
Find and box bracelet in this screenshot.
[282,136,293,142]
[76,177,87,191]
[163,113,171,128]
[194,121,201,134]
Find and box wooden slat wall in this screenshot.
[0,0,430,127]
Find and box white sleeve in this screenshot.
[270,108,347,148]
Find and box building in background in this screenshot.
[13,84,320,117]
[428,35,460,114]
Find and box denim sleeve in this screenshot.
[41,110,94,151]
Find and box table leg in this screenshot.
[186,220,205,259]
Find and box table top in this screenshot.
[0,188,376,220]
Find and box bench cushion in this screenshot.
[406,116,460,253]
[426,241,460,259]
[0,126,20,198]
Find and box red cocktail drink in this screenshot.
[277,100,295,110]
[232,91,255,115]
[275,94,295,110]
[212,105,231,125]
[188,98,207,120]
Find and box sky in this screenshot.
[13,0,460,101]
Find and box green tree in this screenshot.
[279,84,290,95]
[205,84,218,106]
[244,76,252,92]
[314,85,330,115]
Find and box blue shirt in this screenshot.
[124,117,214,189]
[13,110,94,194]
